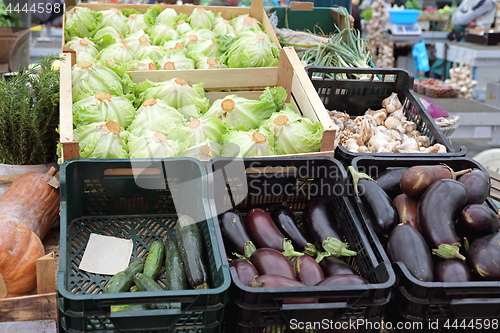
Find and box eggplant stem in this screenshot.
[452,168,472,179]
[250,277,262,288]
[304,243,319,257]
[348,166,375,197]
[243,241,256,260]
[315,251,331,263]
[322,237,357,257]
[282,239,304,260]
[432,244,465,261]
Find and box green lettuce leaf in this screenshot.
[187,38,219,58]
[155,8,178,26]
[176,19,193,35]
[72,62,128,102]
[119,58,158,71]
[121,8,142,17]
[186,116,226,145]
[123,33,151,55]
[143,5,163,30]
[92,26,123,50]
[158,51,195,71]
[162,39,187,53]
[75,51,95,63]
[128,98,187,135]
[212,14,235,35]
[65,37,99,58]
[75,121,129,159]
[73,92,136,128]
[193,56,225,69]
[187,7,215,30]
[135,45,164,63]
[219,30,279,68]
[65,7,102,41]
[99,9,128,37]
[181,29,217,49]
[149,24,180,46]
[125,13,146,34]
[221,130,275,157]
[180,139,221,161]
[259,108,324,154]
[97,42,135,66]
[128,129,188,158]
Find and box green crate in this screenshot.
[267,3,352,35]
[58,158,231,332]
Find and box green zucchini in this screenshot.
[164,236,188,309]
[103,271,134,294]
[129,285,139,292]
[133,273,169,309]
[175,215,208,290]
[144,240,165,279]
[124,258,145,276]
[111,304,150,312]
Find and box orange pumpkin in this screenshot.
[0,216,44,295]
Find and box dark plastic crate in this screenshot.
[58,158,231,332]
[350,156,500,327]
[304,67,466,166]
[207,157,395,333]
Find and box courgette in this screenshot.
[125,258,146,276]
[133,273,169,309]
[104,271,134,294]
[164,236,188,309]
[175,215,208,289]
[111,304,150,312]
[144,240,165,279]
[130,285,139,292]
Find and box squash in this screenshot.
[0,216,44,295]
[0,171,59,240]
[0,168,59,295]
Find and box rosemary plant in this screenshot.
[0,55,61,165]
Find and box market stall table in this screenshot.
[416,93,500,144]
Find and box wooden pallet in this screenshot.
[59,47,338,162]
[487,168,500,203]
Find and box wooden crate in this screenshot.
[0,227,59,323]
[62,0,280,67]
[59,47,338,162]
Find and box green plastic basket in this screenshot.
[58,158,231,332]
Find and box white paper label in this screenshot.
[79,234,133,275]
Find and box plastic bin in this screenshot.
[425,85,459,98]
[207,157,395,333]
[388,9,421,25]
[350,156,500,331]
[58,158,231,332]
[305,67,466,166]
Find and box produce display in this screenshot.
[67,62,324,160]
[364,0,394,68]
[219,201,370,300]
[445,59,478,100]
[0,169,59,296]
[329,93,447,153]
[64,6,279,70]
[414,78,459,98]
[350,164,500,283]
[103,215,209,312]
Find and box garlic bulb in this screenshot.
[382,93,402,113]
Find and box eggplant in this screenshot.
[375,167,408,199]
[435,259,471,283]
[249,248,295,280]
[220,210,252,255]
[457,204,500,239]
[245,208,285,251]
[387,223,434,282]
[400,165,471,199]
[418,179,467,260]
[271,205,309,250]
[350,167,398,236]
[251,275,317,304]
[294,255,325,286]
[319,256,357,277]
[458,169,490,205]
[303,198,356,257]
[231,259,259,287]
[393,194,420,232]
[467,232,500,280]
[314,274,369,302]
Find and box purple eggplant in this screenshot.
[220,210,252,255]
[271,205,309,250]
[319,256,357,277]
[249,248,295,280]
[303,198,356,257]
[251,275,317,304]
[314,274,369,302]
[393,194,420,232]
[457,204,500,239]
[387,223,434,282]
[418,179,467,260]
[245,208,285,250]
[467,232,500,280]
[231,259,259,287]
[458,169,490,205]
[375,167,408,199]
[294,255,325,286]
[350,167,398,236]
[435,259,471,283]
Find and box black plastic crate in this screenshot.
[304,67,466,166]
[58,158,231,332]
[350,156,500,327]
[207,157,396,333]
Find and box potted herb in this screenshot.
[0,55,60,193]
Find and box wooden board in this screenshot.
[59,48,336,162]
[487,168,500,202]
